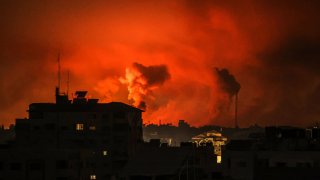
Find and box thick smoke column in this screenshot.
[215,68,241,98]
[214,68,241,127]
[120,62,170,110]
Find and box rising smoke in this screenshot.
[0,0,320,127]
[215,68,241,99]
[120,62,170,110]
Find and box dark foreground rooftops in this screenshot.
[29,101,144,113]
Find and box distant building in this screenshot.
[120,141,219,180]
[143,122,264,147]
[143,120,194,146]
[222,126,320,180]
[178,120,190,129]
[0,125,14,144]
[191,130,227,163]
[0,87,143,179]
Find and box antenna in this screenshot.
[235,93,239,129]
[57,52,61,92]
[67,70,70,96]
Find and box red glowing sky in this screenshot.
[0,0,320,127]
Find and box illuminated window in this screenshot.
[103,150,108,156]
[76,123,84,131]
[217,155,222,164]
[89,126,96,131]
[90,174,96,180]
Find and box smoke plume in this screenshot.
[0,0,320,127]
[215,68,241,98]
[120,63,170,110]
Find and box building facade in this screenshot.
[0,88,143,180]
[222,127,320,180]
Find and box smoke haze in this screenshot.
[0,0,320,127]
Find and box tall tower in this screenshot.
[235,93,239,129]
[57,52,61,93]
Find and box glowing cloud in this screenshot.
[120,63,170,110]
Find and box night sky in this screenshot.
[0,0,320,127]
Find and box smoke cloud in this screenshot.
[0,0,320,127]
[215,68,241,98]
[120,63,170,110]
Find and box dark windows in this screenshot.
[275,162,287,167]
[101,126,110,131]
[102,139,109,144]
[257,159,269,168]
[61,126,68,131]
[236,161,247,167]
[45,123,55,130]
[29,162,42,171]
[0,162,3,171]
[29,112,44,119]
[15,123,30,132]
[56,160,68,169]
[56,177,69,180]
[10,162,22,171]
[102,113,109,119]
[113,124,129,131]
[88,113,97,119]
[113,111,125,119]
[33,126,40,131]
[296,162,312,168]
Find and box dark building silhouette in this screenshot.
[222,126,320,180]
[1,87,143,179]
[143,122,264,147]
[0,125,14,145]
[2,87,319,180]
[120,142,218,180]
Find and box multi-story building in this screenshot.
[0,87,143,180]
[222,126,320,180]
[120,141,219,180]
[191,130,227,163]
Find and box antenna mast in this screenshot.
[67,70,70,96]
[57,53,61,92]
[235,93,239,129]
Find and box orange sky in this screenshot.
[0,0,320,127]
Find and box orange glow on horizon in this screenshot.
[1,1,319,127]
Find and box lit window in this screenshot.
[90,174,96,180]
[89,126,96,131]
[76,123,84,131]
[217,155,222,164]
[103,150,108,156]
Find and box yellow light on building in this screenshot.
[103,150,108,156]
[90,174,96,180]
[89,126,96,130]
[76,123,84,131]
[217,155,222,164]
